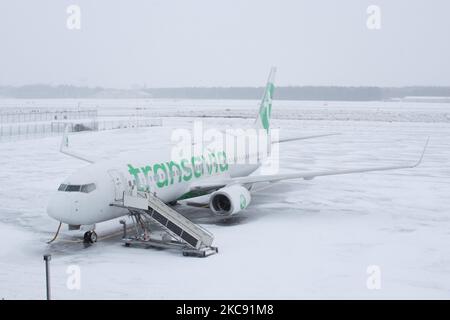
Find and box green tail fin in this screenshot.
[255,67,276,133]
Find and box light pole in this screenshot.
[43,254,51,300]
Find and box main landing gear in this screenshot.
[83,230,98,244]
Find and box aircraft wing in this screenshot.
[188,138,429,192]
[273,133,340,144]
[221,130,339,144]
[59,127,96,163]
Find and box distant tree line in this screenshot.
[0,85,103,99]
[144,86,450,101]
[1,84,450,101]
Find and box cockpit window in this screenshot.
[66,185,81,192]
[58,184,96,193]
[81,183,96,193]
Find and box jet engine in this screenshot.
[209,185,251,216]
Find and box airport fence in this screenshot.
[0,118,162,142]
[98,118,162,130]
[0,109,98,124]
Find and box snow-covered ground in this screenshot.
[0,99,449,299]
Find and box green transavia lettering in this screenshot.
[127,151,228,191]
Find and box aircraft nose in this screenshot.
[47,193,68,222]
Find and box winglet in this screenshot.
[412,137,429,168]
[58,126,95,164]
[60,125,70,151]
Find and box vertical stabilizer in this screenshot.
[254,67,276,133]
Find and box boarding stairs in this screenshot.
[119,191,217,257]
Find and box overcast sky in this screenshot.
[0,0,449,88]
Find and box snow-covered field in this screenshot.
[1,99,450,299]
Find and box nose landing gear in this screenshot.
[83,230,98,244]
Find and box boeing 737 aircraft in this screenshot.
[47,68,427,244]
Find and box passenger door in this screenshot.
[108,169,126,201]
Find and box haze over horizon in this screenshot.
[1,0,449,88]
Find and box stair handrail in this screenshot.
[136,191,214,241]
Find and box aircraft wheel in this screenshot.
[84,231,98,244]
[90,231,98,243]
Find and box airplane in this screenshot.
[47,67,428,244]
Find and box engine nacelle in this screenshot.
[209,185,251,216]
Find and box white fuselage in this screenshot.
[47,147,260,225]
